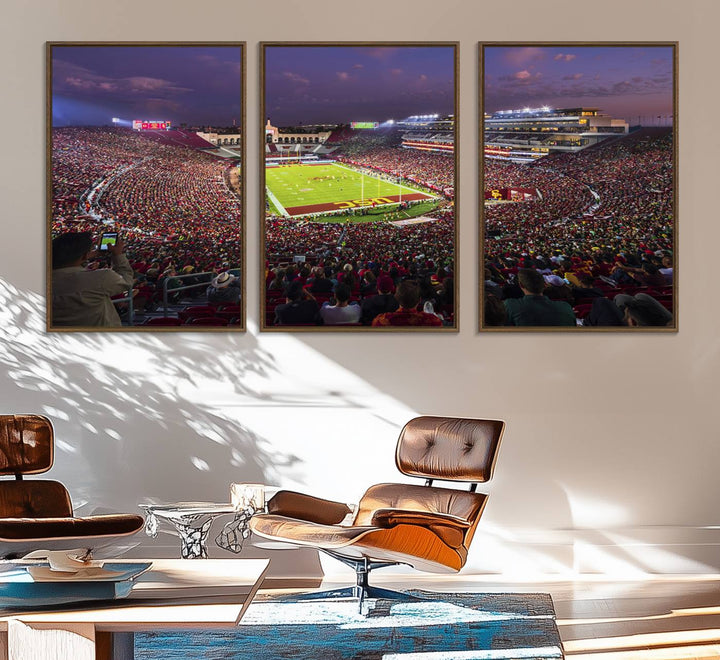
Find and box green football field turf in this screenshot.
[265,162,434,217]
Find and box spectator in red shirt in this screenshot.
[372,280,442,327]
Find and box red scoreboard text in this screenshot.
[133,120,172,131]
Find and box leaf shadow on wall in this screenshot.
[0,279,295,513]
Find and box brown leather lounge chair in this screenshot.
[0,415,145,558]
[250,416,504,608]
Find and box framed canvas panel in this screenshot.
[260,42,458,331]
[480,43,677,331]
[47,42,245,331]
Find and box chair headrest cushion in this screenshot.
[0,415,54,475]
[396,416,504,482]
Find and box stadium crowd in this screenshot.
[51,127,242,320]
[265,205,455,326]
[483,129,674,327]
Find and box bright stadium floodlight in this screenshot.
[542,106,550,112]
[112,117,120,124]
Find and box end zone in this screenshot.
[286,192,432,217]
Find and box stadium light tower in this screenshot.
[111,117,120,124]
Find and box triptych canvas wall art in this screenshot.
[46,41,675,333]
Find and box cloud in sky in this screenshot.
[485,45,674,118]
[363,47,401,61]
[52,45,242,126]
[498,70,543,83]
[282,71,310,85]
[194,52,242,75]
[57,62,192,97]
[504,47,545,67]
[265,45,455,124]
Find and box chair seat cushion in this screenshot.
[0,514,145,541]
[250,513,464,573]
[250,514,374,549]
[0,481,73,518]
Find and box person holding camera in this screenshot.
[51,231,134,327]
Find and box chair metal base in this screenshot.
[273,584,424,614]
[274,551,422,614]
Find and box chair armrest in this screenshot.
[267,490,353,525]
[371,509,471,548]
[371,509,471,529]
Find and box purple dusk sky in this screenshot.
[52,45,242,127]
[484,45,674,122]
[265,45,455,126]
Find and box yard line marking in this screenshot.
[265,186,289,217]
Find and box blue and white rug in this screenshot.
[136,591,563,659]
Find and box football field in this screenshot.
[265,162,436,217]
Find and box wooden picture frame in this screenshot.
[480,42,677,331]
[260,42,458,332]
[47,42,246,332]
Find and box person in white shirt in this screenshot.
[320,283,361,325]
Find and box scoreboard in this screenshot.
[133,120,172,131]
[351,122,379,129]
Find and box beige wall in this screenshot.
[0,0,718,576]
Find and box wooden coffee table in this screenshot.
[0,558,269,660]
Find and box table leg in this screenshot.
[169,518,213,559]
[96,632,134,660]
[215,506,256,553]
[143,512,158,538]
